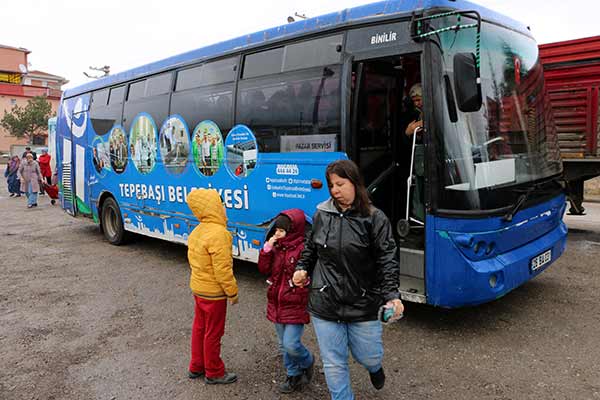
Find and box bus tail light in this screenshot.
[252,239,261,246]
[311,179,323,189]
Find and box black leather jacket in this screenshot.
[296,198,399,322]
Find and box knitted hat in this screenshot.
[273,214,292,233]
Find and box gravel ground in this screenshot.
[1,185,599,400]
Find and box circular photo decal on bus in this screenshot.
[225,125,258,178]
[191,120,224,176]
[160,116,190,174]
[91,136,110,177]
[129,113,158,174]
[108,126,128,174]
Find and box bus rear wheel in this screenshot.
[101,197,127,245]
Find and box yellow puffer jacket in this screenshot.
[187,189,238,302]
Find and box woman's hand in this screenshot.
[405,120,423,136]
[386,299,404,320]
[292,270,308,287]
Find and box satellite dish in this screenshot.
[19,64,28,73]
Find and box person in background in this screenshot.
[18,153,42,208]
[404,83,425,222]
[293,159,403,400]
[38,149,52,194]
[258,210,314,394]
[186,188,238,385]
[4,155,21,197]
[22,146,37,160]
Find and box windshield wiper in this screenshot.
[502,177,564,222]
[502,189,532,222]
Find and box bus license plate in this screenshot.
[531,250,552,271]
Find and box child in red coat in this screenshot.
[258,209,314,394]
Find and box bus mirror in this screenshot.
[453,53,482,112]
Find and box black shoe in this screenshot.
[9,193,15,197]
[188,370,204,379]
[32,203,38,207]
[205,372,237,385]
[369,367,385,390]
[302,358,315,385]
[279,375,303,394]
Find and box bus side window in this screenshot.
[89,87,122,135]
[236,67,341,153]
[122,73,172,133]
[172,57,237,137]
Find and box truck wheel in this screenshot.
[101,197,127,245]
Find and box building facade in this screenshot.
[0,44,67,155]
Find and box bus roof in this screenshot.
[64,0,529,98]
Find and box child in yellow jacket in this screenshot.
[186,188,238,384]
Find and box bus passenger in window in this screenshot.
[186,189,238,385]
[292,159,403,400]
[258,210,315,394]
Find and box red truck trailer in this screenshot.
[539,35,600,214]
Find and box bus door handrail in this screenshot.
[406,126,424,226]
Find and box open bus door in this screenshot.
[349,53,426,303]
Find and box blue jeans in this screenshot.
[26,182,38,206]
[274,323,313,377]
[312,316,384,400]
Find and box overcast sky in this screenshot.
[2,0,598,89]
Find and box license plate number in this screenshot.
[531,250,552,271]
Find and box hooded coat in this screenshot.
[38,153,52,177]
[258,209,310,325]
[186,189,238,302]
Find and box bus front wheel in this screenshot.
[101,197,127,245]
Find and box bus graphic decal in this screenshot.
[160,115,190,175]
[129,113,158,174]
[91,136,110,176]
[109,126,128,174]
[191,120,224,177]
[225,125,257,178]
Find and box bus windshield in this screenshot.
[432,19,562,212]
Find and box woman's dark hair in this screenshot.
[325,159,372,216]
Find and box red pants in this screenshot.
[189,296,227,378]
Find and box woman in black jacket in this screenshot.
[293,159,403,400]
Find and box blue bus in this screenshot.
[56,0,567,308]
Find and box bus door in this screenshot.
[350,54,427,303]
